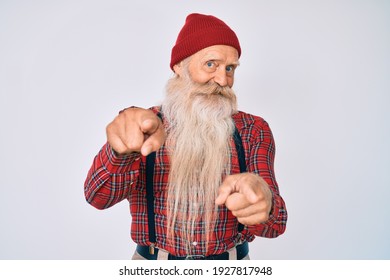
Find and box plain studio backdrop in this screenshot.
[0,0,389,260]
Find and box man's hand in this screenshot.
[106,108,166,156]
[215,173,273,226]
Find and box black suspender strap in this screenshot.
[145,123,247,252]
[145,151,157,250]
[233,127,247,233]
[233,127,247,174]
[144,111,162,254]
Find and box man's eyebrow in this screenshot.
[201,55,240,66]
[222,60,240,68]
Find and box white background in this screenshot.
[0,0,389,260]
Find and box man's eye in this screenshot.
[206,61,216,68]
[226,65,234,72]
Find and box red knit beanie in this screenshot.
[170,13,241,70]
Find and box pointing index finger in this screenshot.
[140,115,160,135]
[215,175,241,206]
[139,113,166,156]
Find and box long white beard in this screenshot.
[161,74,238,255]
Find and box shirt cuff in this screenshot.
[263,193,284,227]
[100,142,141,174]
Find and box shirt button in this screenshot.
[192,241,198,246]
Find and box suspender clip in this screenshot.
[235,233,243,246]
[149,243,156,255]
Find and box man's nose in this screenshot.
[213,68,228,87]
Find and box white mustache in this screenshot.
[191,82,234,98]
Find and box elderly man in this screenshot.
[84,13,287,260]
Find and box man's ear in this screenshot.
[173,63,183,77]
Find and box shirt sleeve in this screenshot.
[84,142,142,209]
[245,117,288,238]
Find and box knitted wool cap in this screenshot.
[170,13,241,70]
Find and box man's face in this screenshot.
[174,45,239,88]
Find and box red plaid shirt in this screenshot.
[84,108,287,257]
